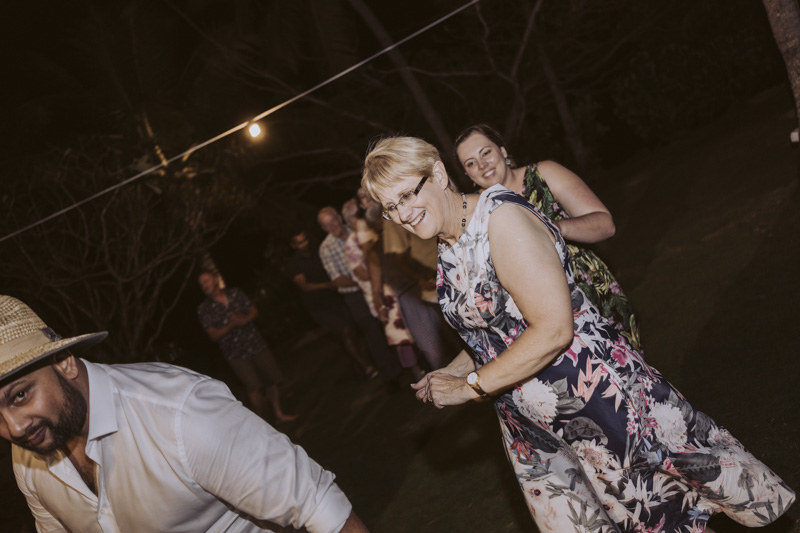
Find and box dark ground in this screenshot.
[1,84,798,532]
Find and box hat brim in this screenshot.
[0,331,107,382]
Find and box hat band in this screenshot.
[0,328,62,359]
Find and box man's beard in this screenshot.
[15,371,87,456]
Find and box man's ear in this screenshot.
[52,352,80,381]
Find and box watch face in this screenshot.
[467,372,478,385]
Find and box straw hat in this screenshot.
[0,295,107,382]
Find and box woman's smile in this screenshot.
[408,210,426,227]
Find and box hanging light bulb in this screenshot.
[248,122,262,138]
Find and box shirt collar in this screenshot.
[328,227,351,242]
[82,359,118,442]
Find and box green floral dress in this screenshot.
[523,164,642,350]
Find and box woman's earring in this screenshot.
[505,158,511,166]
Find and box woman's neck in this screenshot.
[439,190,475,247]
[505,166,527,194]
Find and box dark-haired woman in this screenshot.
[455,124,641,350]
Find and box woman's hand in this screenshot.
[411,370,440,401]
[377,305,389,324]
[412,371,478,408]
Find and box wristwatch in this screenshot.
[466,371,489,398]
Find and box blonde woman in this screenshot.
[362,134,793,533]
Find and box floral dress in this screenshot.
[437,185,794,532]
[344,231,413,347]
[524,164,642,350]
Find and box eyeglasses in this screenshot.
[382,175,428,220]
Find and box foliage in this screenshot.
[1,0,790,361]
[0,133,253,362]
[609,3,783,145]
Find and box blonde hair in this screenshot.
[361,136,441,202]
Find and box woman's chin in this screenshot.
[413,225,440,241]
[404,221,432,240]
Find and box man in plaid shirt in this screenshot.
[317,207,401,383]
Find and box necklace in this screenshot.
[438,193,469,248]
[460,193,467,229]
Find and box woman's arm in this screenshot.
[364,243,388,323]
[443,349,475,375]
[351,264,370,282]
[425,203,574,407]
[482,205,574,391]
[537,160,615,243]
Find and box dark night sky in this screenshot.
[0,0,787,277]
[2,1,784,182]
[0,0,787,255]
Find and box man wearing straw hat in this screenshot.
[0,295,368,533]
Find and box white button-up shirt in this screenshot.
[12,360,352,532]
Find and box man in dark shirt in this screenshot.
[286,231,378,379]
[197,271,297,423]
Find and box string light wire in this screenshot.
[1,0,480,244]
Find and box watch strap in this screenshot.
[467,372,489,398]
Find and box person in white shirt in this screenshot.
[0,295,368,533]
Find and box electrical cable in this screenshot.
[1,0,480,244]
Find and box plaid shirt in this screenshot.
[319,231,360,294]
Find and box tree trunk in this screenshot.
[536,39,594,176]
[762,0,800,178]
[347,0,464,188]
[763,0,800,126]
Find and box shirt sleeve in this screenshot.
[178,378,352,533]
[12,453,69,533]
